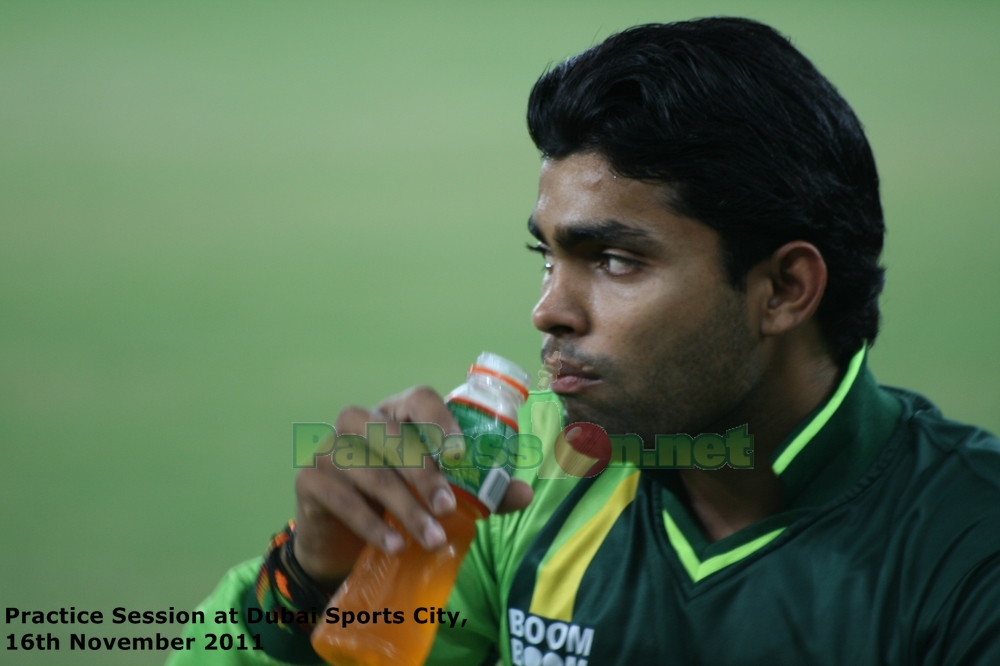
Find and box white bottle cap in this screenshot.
[471,352,530,399]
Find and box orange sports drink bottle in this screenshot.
[311,352,530,666]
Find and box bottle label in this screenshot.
[443,401,516,515]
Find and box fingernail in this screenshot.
[384,531,404,554]
[432,488,456,515]
[423,521,446,548]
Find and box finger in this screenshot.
[337,404,454,517]
[293,480,372,587]
[351,467,448,550]
[299,463,405,554]
[377,386,463,515]
[378,385,462,436]
[331,398,452,536]
[335,404,380,436]
[397,465,456,518]
[363,415,456,519]
[497,479,534,514]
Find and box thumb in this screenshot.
[497,479,533,514]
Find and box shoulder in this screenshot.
[885,385,1000,501]
[877,388,1000,611]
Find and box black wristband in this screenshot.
[244,521,331,665]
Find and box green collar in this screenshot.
[769,344,903,509]
[657,344,904,581]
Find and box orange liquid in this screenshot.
[311,498,480,666]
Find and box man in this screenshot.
[172,18,1000,665]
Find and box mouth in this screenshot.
[548,360,602,395]
[550,374,602,394]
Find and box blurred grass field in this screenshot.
[1,2,998,664]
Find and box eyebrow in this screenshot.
[527,216,658,251]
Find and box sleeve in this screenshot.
[169,528,503,666]
[425,515,503,666]
[167,390,555,666]
[921,552,1000,666]
[166,558,291,666]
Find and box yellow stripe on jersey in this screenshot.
[529,471,641,621]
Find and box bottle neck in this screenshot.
[445,373,526,432]
[466,372,526,405]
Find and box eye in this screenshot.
[526,242,553,272]
[600,253,641,276]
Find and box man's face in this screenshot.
[530,152,765,442]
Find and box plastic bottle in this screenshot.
[311,352,530,666]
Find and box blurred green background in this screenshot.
[1,1,997,664]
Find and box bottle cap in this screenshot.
[470,352,530,400]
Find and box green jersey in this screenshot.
[169,347,1000,665]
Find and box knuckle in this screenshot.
[297,496,326,524]
[345,467,397,504]
[401,465,444,493]
[412,385,441,401]
[322,479,366,518]
[294,467,331,501]
[328,489,359,517]
[336,405,373,432]
[364,474,427,520]
[361,466,394,486]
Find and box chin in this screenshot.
[560,397,614,432]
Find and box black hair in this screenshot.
[527,17,885,366]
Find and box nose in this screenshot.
[531,267,589,338]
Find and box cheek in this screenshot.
[590,271,718,349]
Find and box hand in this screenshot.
[292,386,534,591]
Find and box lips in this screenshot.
[547,359,601,395]
[549,373,602,394]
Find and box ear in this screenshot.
[747,241,828,337]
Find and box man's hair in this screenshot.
[527,18,885,366]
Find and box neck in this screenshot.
[678,338,840,543]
